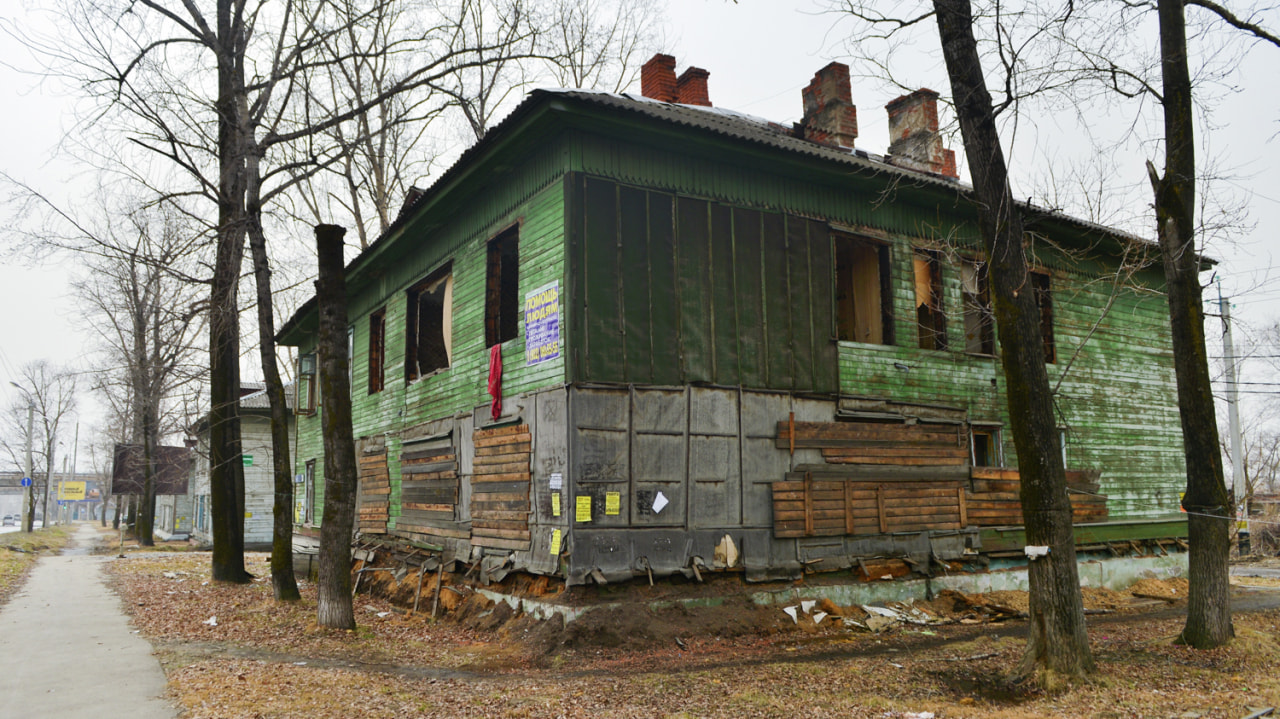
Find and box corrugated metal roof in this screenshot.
[240,383,295,411]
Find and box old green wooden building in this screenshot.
[278,55,1187,585]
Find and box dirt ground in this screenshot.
[96,528,1280,718]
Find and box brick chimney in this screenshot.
[676,67,711,106]
[799,62,858,149]
[885,89,958,179]
[641,53,678,103]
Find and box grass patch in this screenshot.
[0,525,74,606]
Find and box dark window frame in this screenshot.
[1032,270,1056,363]
[485,226,520,347]
[970,426,1002,467]
[295,352,317,415]
[303,458,316,525]
[913,248,947,351]
[961,257,995,355]
[368,307,386,394]
[834,232,895,346]
[405,263,453,383]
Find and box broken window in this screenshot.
[368,307,386,394]
[485,227,520,347]
[914,249,947,350]
[961,258,994,355]
[405,265,453,382]
[970,426,1001,467]
[1032,271,1056,363]
[834,233,893,345]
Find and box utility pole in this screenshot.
[1219,286,1247,551]
[23,401,34,533]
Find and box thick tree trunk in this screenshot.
[315,224,358,630]
[209,0,251,584]
[1151,0,1233,650]
[136,432,155,546]
[246,157,301,602]
[933,0,1094,681]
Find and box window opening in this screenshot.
[295,353,317,415]
[303,459,316,524]
[1033,271,1056,363]
[834,233,894,345]
[970,427,1001,467]
[485,227,520,347]
[961,258,994,355]
[368,308,386,394]
[405,265,453,382]
[914,249,947,350]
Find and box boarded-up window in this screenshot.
[470,424,532,550]
[397,436,462,540]
[834,234,893,345]
[485,227,520,347]
[1033,271,1056,363]
[961,259,994,355]
[405,265,452,382]
[356,446,389,534]
[914,250,947,350]
[368,308,385,394]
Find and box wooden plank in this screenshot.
[844,481,855,535]
[472,454,530,469]
[474,433,531,449]
[820,447,971,459]
[471,526,531,540]
[774,500,877,514]
[466,491,529,503]
[803,474,813,536]
[400,459,456,474]
[474,424,529,440]
[471,536,532,550]
[877,485,888,534]
[891,519,963,532]
[775,508,879,522]
[471,471,533,483]
[471,506,529,516]
[780,420,961,441]
[880,505,961,518]
[401,449,455,463]
[472,520,531,533]
[404,502,453,512]
[401,469,457,482]
[970,467,1020,481]
[395,523,470,539]
[823,455,968,467]
[958,487,968,526]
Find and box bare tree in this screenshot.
[71,204,207,545]
[2,361,78,530]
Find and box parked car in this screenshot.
[2,515,15,526]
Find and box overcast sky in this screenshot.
[1,0,1278,468]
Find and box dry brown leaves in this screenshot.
[106,553,1280,719]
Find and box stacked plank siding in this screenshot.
[356,447,390,533]
[279,65,1186,585]
[470,424,533,551]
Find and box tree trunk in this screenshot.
[246,155,301,602]
[315,224,357,630]
[1150,0,1233,650]
[933,0,1094,681]
[209,0,251,584]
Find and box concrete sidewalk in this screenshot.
[0,523,175,718]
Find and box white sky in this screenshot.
[1,0,1278,469]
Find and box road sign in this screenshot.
[20,477,31,487]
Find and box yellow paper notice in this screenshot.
[549,529,562,555]
[551,492,561,517]
[575,495,592,522]
[605,492,621,515]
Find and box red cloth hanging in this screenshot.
[488,344,503,420]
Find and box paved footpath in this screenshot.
[0,523,175,718]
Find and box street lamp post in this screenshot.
[10,382,35,533]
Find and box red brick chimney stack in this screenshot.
[676,67,712,106]
[885,89,958,179]
[641,54,678,103]
[799,62,859,149]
